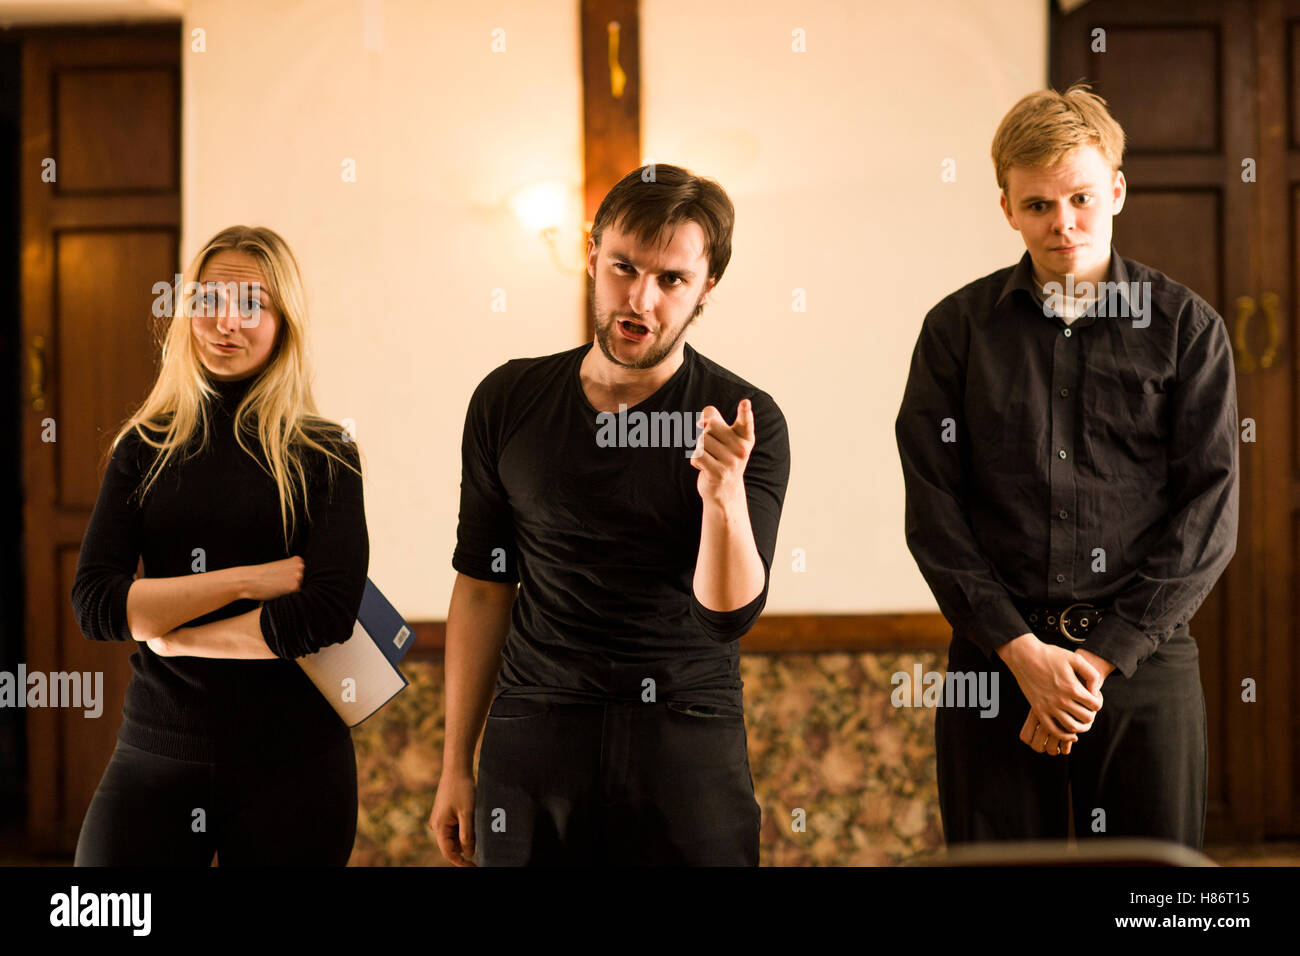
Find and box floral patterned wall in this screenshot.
[352,650,948,867]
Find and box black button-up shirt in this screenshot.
[895,249,1238,678]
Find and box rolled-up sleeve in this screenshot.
[451,365,521,584]
[689,390,791,643]
[1082,303,1239,677]
[260,438,369,659]
[71,432,144,643]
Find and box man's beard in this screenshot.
[591,289,707,371]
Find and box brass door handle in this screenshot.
[1234,295,1257,375]
[29,334,46,411]
[1259,292,1282,369]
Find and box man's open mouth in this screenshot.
[618,319,651,340]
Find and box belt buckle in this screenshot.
[1058,602,1098,644]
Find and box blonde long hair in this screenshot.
[112,225,360,550]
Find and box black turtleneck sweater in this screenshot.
[70,373,368,762]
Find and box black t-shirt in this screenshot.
[452,342,791,710]
[70,373,368,762]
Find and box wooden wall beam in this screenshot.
[406,613,953,658]
[580,0,641,340]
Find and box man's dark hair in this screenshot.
[590,164,735,283]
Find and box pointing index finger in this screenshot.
[734,398,755,440]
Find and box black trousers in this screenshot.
[474,697,761,865]
[75,734,357,866]
[936,631,1207,848]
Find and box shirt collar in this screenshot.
[995,251,1040,308]
[995,247,1135,315]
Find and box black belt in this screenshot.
[1018,602,1103,644]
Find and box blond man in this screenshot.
[896,85,1238,846]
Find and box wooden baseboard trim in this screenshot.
[405,613,953,659]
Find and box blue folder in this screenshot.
[297,577,417,726]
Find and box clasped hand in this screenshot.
[1005,638,1113,755]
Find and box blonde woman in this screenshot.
[71,225,367,865]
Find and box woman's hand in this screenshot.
[146,613,278,660]
[241,556,305,601]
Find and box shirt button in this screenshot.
[1058,509,1068,519]
[1056,574,1065,582]
[1059,388,1068,397]
[1063,328,1072,337]
[1058,449,1068,459]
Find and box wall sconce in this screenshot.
[509,181,586,274]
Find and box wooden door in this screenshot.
[1255,0,1300,836]
[20,26,180,854]
[1052,0,1267,840]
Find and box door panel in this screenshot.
[1053,0,1266,841]
[20,27,179,853]
[1259,0,1300,835]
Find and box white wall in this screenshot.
[183,0,585,618]
[177,0,1046,619]
[642,0,1047,612]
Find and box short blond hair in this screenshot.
[991,83,1125,192]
